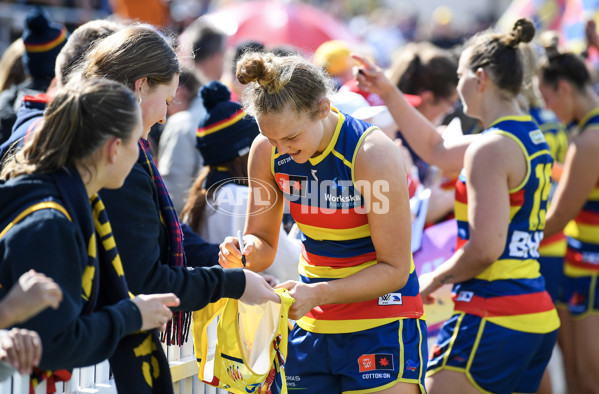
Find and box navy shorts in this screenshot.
[563,272,599,317]
[427,313,557,394]
[538,254,566,303]
[285,319,427,393]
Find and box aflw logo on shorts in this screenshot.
[358,354,394,372]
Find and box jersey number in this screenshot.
[529,163,552,231]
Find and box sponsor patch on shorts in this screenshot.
[358,354,394,372]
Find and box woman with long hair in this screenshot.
[0,78,178,389]
[220,50,427,393]
[355,19,560,393]
[538,50,599,393]
[81,25,278,347]
[182,81,300,283]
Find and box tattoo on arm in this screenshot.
[439,274,454,285]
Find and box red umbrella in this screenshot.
[204,0,358,55]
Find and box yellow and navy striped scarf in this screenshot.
[31,168,174,393]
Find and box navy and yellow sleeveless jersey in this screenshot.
[563,108,599,276]
[530,106,569,164]
[453,115,560,334]
[271,108,424,334]
[530,107,567,298]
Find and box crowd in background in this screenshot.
[0,0,598,393]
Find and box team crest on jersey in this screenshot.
[275,173,307,197]
[378,293,402,305]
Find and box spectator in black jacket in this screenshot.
[81,25,278,344]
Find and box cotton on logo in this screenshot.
[206,177,278,217]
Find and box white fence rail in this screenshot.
[0,337,226,394]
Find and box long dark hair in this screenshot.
[389,42,458,101]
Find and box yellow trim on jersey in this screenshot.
[487,309,560,333]
[455,200,521,222]
[474,258,541,281]
[297,316,404,334]
[577,107,599,130]
[299,257,416,279]
[489,130,531,193]
[509,205,522,221]
[299,258,377,279]
[0,201,71,239]
[588,186,599,201]
[309,108,344,166]
[529,149,552,160]
[454,200,467,221]
[296,221,370,241]
[332,149,352,168]
[563,221,599,244]
[271,146,278,178]
[351,126,378,185]
[488,115,534,127]
[538,239,567,257]
[564,262,596,277]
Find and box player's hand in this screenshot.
[219,236,254,268]
[418,272,441,304]
[352,54,396,98]
[276,281,319,320]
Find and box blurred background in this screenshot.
[2,0,598,68]
[0,0,527,62]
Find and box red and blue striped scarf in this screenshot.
[137,139,191,345]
